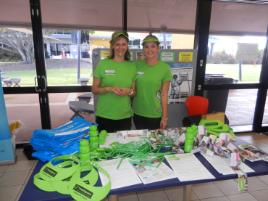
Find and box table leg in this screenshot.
[109,194,118,201]
[183,185,192,201]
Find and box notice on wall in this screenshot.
[160,51,175,62]
[178,52,193,63]
[169,67,193,103]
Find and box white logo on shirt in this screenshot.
[137,71,144,76]
[104,69,116,75]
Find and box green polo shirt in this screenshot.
[94,59,136,120]
[133,60,172,118]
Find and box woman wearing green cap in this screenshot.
[133,34,172,129]
[92,31,136,132]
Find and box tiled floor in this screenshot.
[1,133,268,201]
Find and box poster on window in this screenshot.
[168,67,193,103]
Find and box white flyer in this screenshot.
[202,153,254,175]
[98,158,142,189]
[165,154,215,181]
[133,162,176,184]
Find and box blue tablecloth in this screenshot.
[18,152,268,201]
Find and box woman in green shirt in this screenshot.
[92,32,136,132]
[133,34,172,130]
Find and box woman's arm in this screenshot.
[160,80,171,129]
[92,78,113,94]
[128,81,136,96]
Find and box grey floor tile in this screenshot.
[215,179,242,196]
[15,148,28,162]
[228,193,258,201]
[249,189,268,201]
[118,192,139,201]
[164,186,184,201]
[193,183,224,199]
[0,164,9,173]
[200,196,230,201]
[6,160,36,172]
[164,186,199,201]
[247,177,268,192]
[0,170,29,187]
[138,189,169,201]
[257,175,268,186]
[192,191,199,201]
[0,185,22,201]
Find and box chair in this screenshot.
[68,101,94,120]
[185,96,209,116]
[183,96,209,127]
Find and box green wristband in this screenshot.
[39,155,80,182]
[69,163,111,201]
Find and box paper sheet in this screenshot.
[133,162,176,184]
[202,153,254,175]
[165,154,215,181]
[98,158,142,189]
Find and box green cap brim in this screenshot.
[142,35,160,45]
[112,32,129,42]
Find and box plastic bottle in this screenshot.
[89,125,99,150]
[79,139,90,168]
[99,130,108,145]
[184,125,198,153]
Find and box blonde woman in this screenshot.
[92,31,136,132]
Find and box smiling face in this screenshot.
[112,37,128,59]
[143,42,159,60]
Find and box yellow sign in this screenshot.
[178,52,193,63]
[100,50,110,59]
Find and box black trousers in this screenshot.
[96,116,132,133]
[133,114,161,130]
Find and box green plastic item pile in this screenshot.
[199,119,236,140]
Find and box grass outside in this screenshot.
[4,68,92,86]
[2,64,261,86]
[206,64,261,82]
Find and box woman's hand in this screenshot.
[160,117,168,129]
[110,87,133,96]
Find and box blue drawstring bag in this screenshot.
[31,117,94,161]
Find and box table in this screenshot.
[2,77,21,87]
[18,151,268,201]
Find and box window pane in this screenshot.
[0,28,36,86]
[206,35,266,83]
[128,32,194,50]
[226,89,257,131]
[262,91,268,127]
[5,94,42,143]
[43,28,99,86]
[49,93,94,128]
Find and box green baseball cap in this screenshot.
[142,34,160,46]
[111,31,129,43]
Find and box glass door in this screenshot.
[204,1,268,132]
[0,1,44,143]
